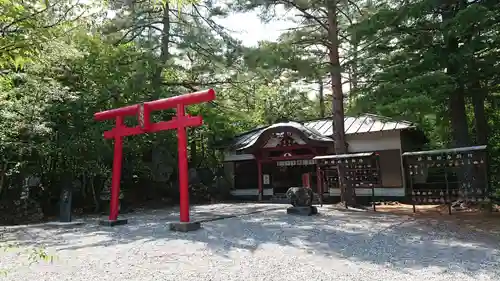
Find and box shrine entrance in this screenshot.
[267,160,316,194]
[239,124,333,200]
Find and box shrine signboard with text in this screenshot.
[402,145,489,214]
[314,152,381,210]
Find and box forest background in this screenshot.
[0,0,499,223]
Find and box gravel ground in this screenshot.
[1,203,499,281]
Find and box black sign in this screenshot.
[402,146,489,214]
[59,182,73,223]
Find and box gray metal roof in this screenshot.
[303,114,414,136]
[231,127,267,150]
[236,121,333,150]
[232,121,333,151]
[229,114,415,151]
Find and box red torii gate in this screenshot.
[94,89,215,231]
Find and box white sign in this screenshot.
[277,159,315,166]
[263,174,270,185]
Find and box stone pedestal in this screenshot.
[169,221,201,232]
[99,218,128,227]
[287,206,319,216]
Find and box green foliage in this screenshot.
[0,0,94,68]
[350,0,499,135]
[1,0,499,217]
[0,0,322,215]
[349,0,500,190]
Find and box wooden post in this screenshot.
[257,159,263,201]
[410,172,416,213]
[302,173,310,188]
[484,147,492,212]
[176,104,190,223]
[316,164,323,206]
[373,154,380,211]
[445,171,451,215]
[109,116,124,221]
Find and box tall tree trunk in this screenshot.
[350,32,359,92]
[151,2,170,99]
[318,79,325,117]
[149,3,171,182]
[90,176,99,213]
[471,84,488,145]
[0,161,7,198]
[201,132,206,161]
[448,91,470,147]
[442,0,474,204]
[349,36,359,109]
[347,67,354,106]
[442,0,470,147]
[327,0,355,206]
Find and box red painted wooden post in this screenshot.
[302,173,310,188]
[176,104,190,223]
[94,89,215,225]
[109,116,124,221]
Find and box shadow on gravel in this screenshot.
[2,204,499,277]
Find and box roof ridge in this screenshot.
[302,113,414,126]
[301,113,376,124]
[363,113,414,125]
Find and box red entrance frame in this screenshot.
[94,89,215,225]
[255,142,326,201]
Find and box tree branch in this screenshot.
[162,78,251,92]
[345,0,364,16]
[278,0,329,32]
[1,2,57,34]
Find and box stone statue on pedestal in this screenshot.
[286,186,313,207]
[286,186,318,216]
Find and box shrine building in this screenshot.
[220,114,427,201]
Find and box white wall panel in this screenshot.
[346,131,401,152]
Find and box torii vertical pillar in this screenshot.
[176,104,190,224]
[109,116,124,223]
